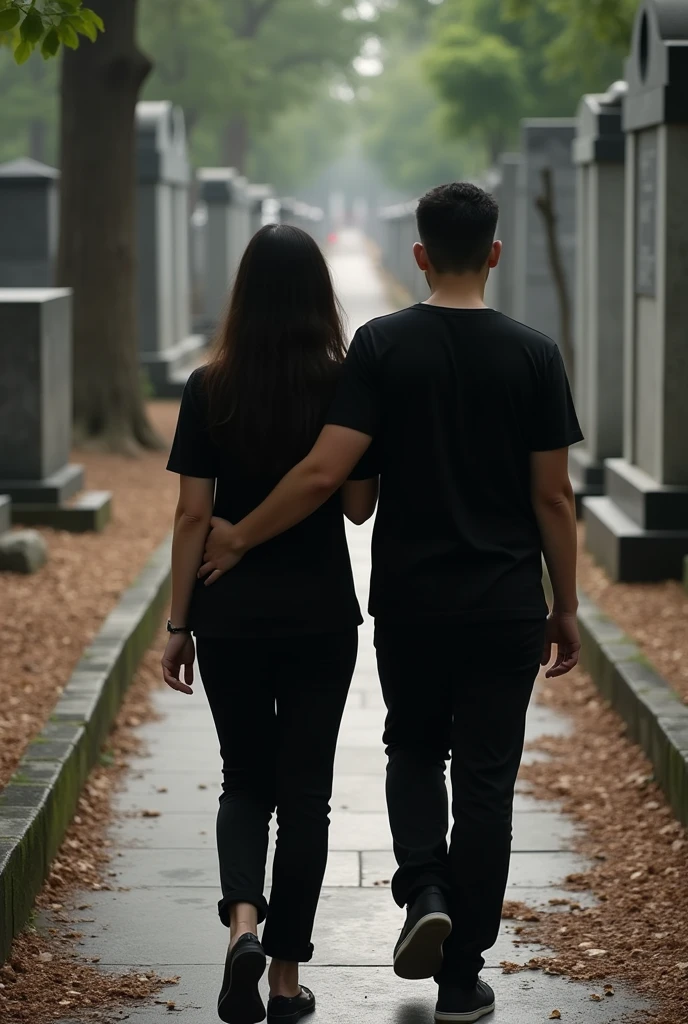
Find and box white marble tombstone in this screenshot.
[0,158,59,287]
[136,102,205,396]
[584,0,688,580]
[569,82,627,511]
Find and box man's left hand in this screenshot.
[198,516,245,585]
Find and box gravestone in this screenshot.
[278,197,326,246]
[584,0,688,581]
[570,82,628,512]
[136,102,205,396]
[0,158,59,287]
[492,154,522,318]
[196,168,245,335]
[0,289,111,532]
[247,184,273,238]
[378,200,424,303]
[513,120,577,352]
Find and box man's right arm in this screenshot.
[530,448,581,677]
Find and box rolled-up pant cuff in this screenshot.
[218,892,269,927]
[262,937,314,963]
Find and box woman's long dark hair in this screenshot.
[205,224,346,476]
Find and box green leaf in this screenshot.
[57,21,79,48]
[80,7,104,32]
[41,26,60,57]
[0,8,20,31]
[58,0,83,9]
[21,10,45,44]
[68,13,96,40]
[14,37,32,64]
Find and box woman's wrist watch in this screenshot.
[167,620,191,635]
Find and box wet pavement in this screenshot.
[53,231,647,1023]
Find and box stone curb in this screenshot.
[545,572,688,828]
[0,534,171,964]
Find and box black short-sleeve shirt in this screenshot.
[167,366,368,638]
[326,304,583,623]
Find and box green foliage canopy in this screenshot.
[0,0,103,64]
[423,0,626,163]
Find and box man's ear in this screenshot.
[413,242,430,272]
[487,240,502,270]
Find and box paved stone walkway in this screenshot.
[54,231,645,1023]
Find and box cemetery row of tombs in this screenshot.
[379,0,688,585]
[1,0,687,588]
[0,101,324,564]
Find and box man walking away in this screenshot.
[199,182,583,1023]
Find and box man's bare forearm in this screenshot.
[533,489,578,614]
[231,459,340,555]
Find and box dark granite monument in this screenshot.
[584,0,688,580]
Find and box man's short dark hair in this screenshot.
[416,182,499,274]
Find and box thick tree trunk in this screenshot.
[222,114,249,173]
[535,166,574,377]
[56,0,162,453]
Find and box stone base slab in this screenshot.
[140,333,207,398]
[12,489,112,533]
[583,494,688,581]
[606,457,688,530]
[0,535,171,964]
[569,446,605,517]
[0,463,84,505]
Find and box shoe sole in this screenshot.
[218,944,267,1024]
[267,1000,316,1024]
[394,912,453,980]
[435,1001,496,1023]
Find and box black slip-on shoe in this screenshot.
[435,979,496,1022]
[393,886,453,980]
[217,933,267,1024]
[267,985,316,1024]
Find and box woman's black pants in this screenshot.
[195,630,357,963]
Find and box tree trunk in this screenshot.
[222,114,249,173]
[56,0,162,453]
[535,166,574,377]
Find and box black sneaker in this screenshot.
[435,979,495,1022]
[217,933,267,1024]
[267,985,316,1023]
[393,886,452,980]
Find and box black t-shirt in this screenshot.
[167,366,367,638]
[326,304,583,623]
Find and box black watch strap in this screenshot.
[167,620,191,635]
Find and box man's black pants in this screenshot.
[374,618,545,986]
[196,630,357,963]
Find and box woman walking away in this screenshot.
[161,225,378,1024]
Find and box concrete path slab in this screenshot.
[59,965,648,1024]
[50,229,645,1023]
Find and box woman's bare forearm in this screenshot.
[170,511,211,626]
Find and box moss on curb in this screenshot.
[0,534,171,964]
